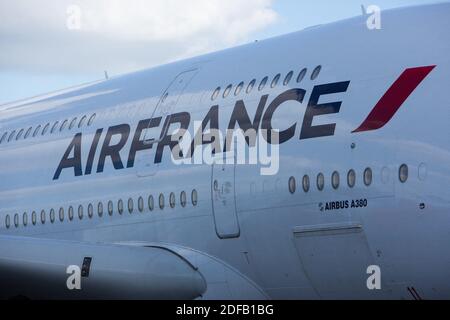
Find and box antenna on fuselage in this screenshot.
[104,70,109,80]
[361,4,366,15]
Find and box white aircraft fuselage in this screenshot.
[0,3,449,299]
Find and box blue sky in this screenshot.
[0,0,439,104]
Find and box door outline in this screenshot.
[136,68,199,177]
[142,68,199,144]
[211,155,240,239]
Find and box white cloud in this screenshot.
[0,0,277,74]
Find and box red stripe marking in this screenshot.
[352,65,435,133]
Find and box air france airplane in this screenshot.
[0,3,449,300]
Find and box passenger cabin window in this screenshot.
[50,209,55,223]
[16,129,24,140]
[159,194,165,210]
[5,215,10,229]
[297,68,307,83]
[364,168,372,186]
[191,189,198,206]
[399,164,408,183]
[68,206,74,221]
[0,132,7,144]
[223,85,232,98]
[169,192,176,208]
[317,173,325,191]
[59,207,64,222]
[211,87,220,101]
[42,123,50,135]
[128,198,134,213]
[311,65,321,80]
[24,127,32,139]
[247,79,256,93]
[235,82,244,96]
[284,71,294,86]
[78,205,83,220]
[138,197,144,212]
[78,116,87,128]
[51,121,59,133]
[23,212,28,226]
[108,201,113,216]
[88,114,96,126]
[88,203,94,218]
[148,195,154,211]
[41,210,46,224]
[332,171,340,189]
[271,74,281,88]
[302,175,310,192]
[98,202,103,217]
[33,125,41,137]
[347,169,356,188]
[32,211,37,225]
[60,120,68,131]
[288,176,296,194]
[69,118,77,129]
[180,191,187,207]
[258,77,268,91]
[8,130,16,142]
[118,199,124,214]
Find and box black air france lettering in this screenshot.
[155,112,190,163]
[223,94,268,151]
[127,117,161,168]
[261,89,305,144]
[53,80,351,180]
[53,133,83,180]
[300,81,350,140]
[85,129,103,175]
[97,124,130,173]
[189,105,220,156]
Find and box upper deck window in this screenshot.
[33,125,41,137]
[223,85,232,98]
[297,68,307,83]
[16,129,24,140]
[88,114,96,126]
[42,123,50,135]
[51,121,59,133]
[258,77,268,91]
[60,120,68,131]
[0,132,7,144]
[271,74,281,88]
[211,87,221,101]
[69,118,77,129]
[235,82,244,96]
[311,65,321,80]
[246,79,256,93]
[284,71,294,86]
[8,130,16,142]
[78,116,87,128]
[24,127,32,139]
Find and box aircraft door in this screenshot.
[136,69,198,177]
[211,156,240,239]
